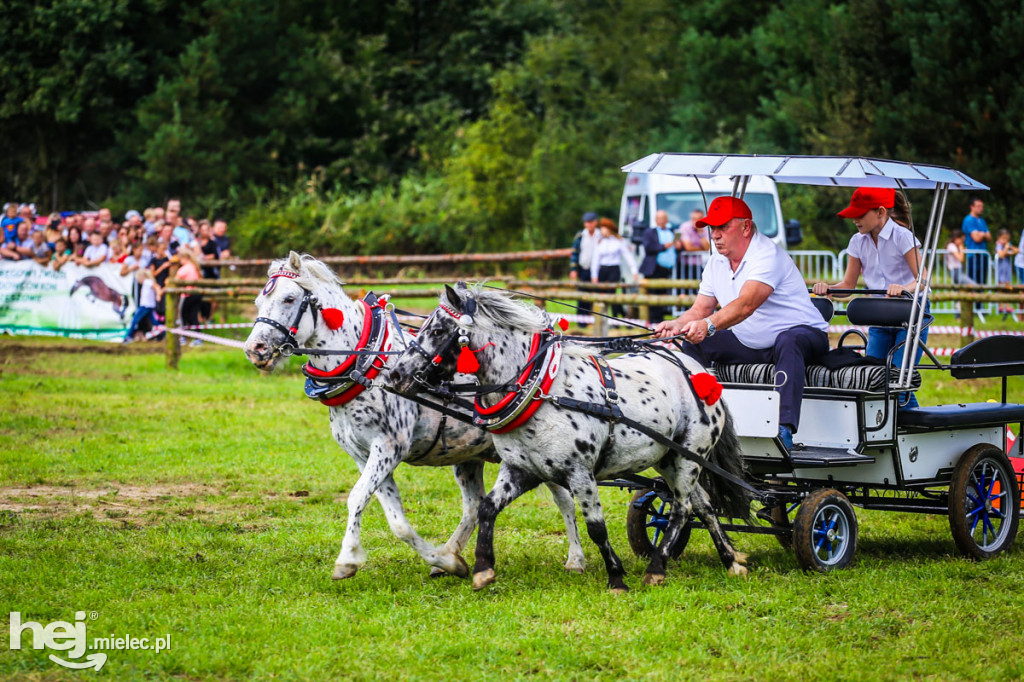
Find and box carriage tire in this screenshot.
[948,444,1019,561]
[626,488,690,560]
[770,504,793,550]
[793,489,858,572]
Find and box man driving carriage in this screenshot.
[653,196,829,452]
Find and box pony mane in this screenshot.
[444,284,549,333]
[268,253,344,292]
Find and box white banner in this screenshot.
[0,261,138,340]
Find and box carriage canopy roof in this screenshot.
[621,154,988,191]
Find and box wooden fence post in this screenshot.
[165,289,180,369]
[638,281,649,324]
[960,297,974,346]
[593,302,608,337]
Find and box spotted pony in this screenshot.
[244,253,584,581]
[389,283,752,592]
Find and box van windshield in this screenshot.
[656,192,779,238]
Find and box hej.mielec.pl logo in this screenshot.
[9,610,172,672]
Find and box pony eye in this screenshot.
[431,328,444,337]
[283,296,296,304]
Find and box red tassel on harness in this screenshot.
[456,342,495,374]
[321,308,345,330]
[691,372,723,406]
[457,346,480,374]
[557,318,569,332]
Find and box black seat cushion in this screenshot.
[714,363,922,392]
[899,402,1024,428]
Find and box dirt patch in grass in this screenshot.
[0,483,346,525]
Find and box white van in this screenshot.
[618,172,801,252]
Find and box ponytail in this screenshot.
[890,192,912,228]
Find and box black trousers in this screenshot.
[181,294,205,327]
[596,265,625,318]
[678,325,829,431]
[575,266,594,325]
[647,264,673,323]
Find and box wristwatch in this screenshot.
[704,318,716,337]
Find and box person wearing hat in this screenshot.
[125,209,144,230]
[654,196,828,452]
[569,211,601,324]
[813,187,927,408]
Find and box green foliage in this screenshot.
[3,0,1024,253]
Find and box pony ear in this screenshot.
[287,251,302,273]
[444,284,463,312]
[456,281,469,290]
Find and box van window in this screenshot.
[656,192,779,238]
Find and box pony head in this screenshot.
[244,251,345,370]
[388,282,547,393]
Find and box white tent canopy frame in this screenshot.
[620,153,989,392]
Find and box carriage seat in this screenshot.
[713,362,922,393]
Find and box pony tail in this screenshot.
[891,192,912,228]
[700,410,752,521]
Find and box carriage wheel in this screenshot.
[626,488,691,560]
[948,444,1019,560]
[793,489,858,572]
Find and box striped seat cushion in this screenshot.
[714,363,921,392]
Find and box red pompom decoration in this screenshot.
[321,308,345,330]
[457,346,480,374]
[557,317,569,332]
[691,372,723,406]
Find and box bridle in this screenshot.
[405,302,476,390]
[252,269,323,352]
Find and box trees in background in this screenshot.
[2,0,1021,255]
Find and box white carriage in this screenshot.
[617,154,1023,571]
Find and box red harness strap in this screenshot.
[303,299,391,407]
[475,333,559,434]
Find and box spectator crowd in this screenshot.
[1,199,232,343]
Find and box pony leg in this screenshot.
[690,484,748,578]
[429,460,486,577]
[567,472,629,593]
[545,483,585,573]
[333,442,401,580]
[472,464,540,590]
[645,462,700,585]
[372,474,470,579]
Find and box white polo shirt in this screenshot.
[698,231,827,349]
[846,218,921,290]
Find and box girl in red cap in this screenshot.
[813,187,928,408]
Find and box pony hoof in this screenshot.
[429,567,447,578]
[734,551,749,565]
[472,568,496,590]
[609,585,630,595]
[643,573,666,586]
[450,554,470,579]
[565,565,585,575]
[728,563,748,579]
[332,563,359,580]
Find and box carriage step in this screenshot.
[790,447,875,468]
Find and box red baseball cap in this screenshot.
[838,187,896,219]
[695,197,753,229]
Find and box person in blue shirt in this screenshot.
[962,197,991,285]
[2,202,23,245]
[639,210,678,323]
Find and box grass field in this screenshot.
[2,336,1024,681]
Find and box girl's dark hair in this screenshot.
[890,192,912,228]
[949,228,964,241]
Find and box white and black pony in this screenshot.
[389,283,751,592]
[243,253,584,580]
